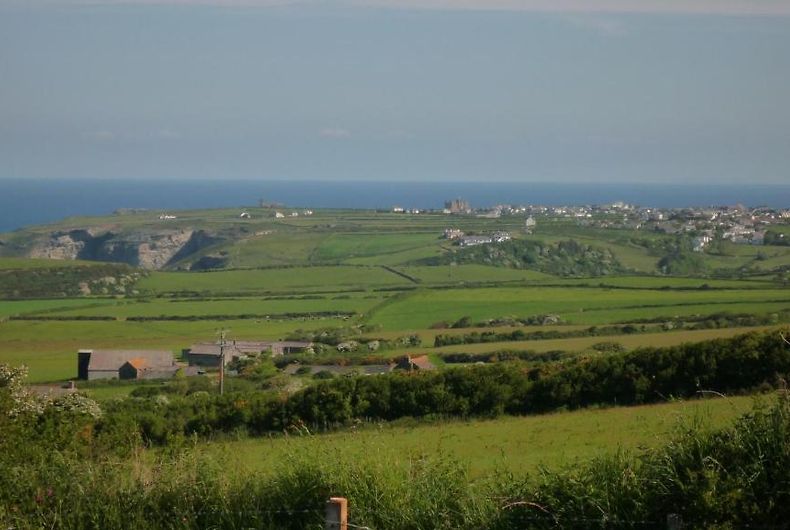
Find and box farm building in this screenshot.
[270,341,313,356]
[183,340,313,367]
[395,355,436,371]
[77,349,176,380]
[182,343,232,367]
[458,235,493,247]
[117,358,192,380]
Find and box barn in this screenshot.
[77,349,175,380]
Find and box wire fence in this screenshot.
[6,498,790,530]
[316,497,790,530]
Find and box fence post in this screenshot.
[325,497,348,530]
[666,513,683,530]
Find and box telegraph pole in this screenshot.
[218,329,228,396]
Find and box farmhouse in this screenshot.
[78,349,176,380]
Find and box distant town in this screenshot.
[151,196,789,253]
[384,198,789,252]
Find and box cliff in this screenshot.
[22,228,223,270]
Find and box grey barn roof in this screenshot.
[79,349,174,372]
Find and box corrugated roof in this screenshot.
[81,349,173,372]
[187,343,223,356]
[273,341,313,348]
[126,357,148,370]
[231,341,274,353]
[409,355,435,371]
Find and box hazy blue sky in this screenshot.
[1,0,789,183]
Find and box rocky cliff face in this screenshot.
[28,229,222,270]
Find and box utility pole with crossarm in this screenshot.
[217,329,229,395]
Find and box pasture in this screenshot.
[366,286,790,330]
[427,326,781,356]
[138,266,412,295]
[41,294,384,319]
[400,265,554,283]
[201,395,759,476]
[311,232,441,262]
[0,298,116,318]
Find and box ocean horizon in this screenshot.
[1,178,789,233]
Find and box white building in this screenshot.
[443,228,464,240]
[525,216,537,233]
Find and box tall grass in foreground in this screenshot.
[2,397,789,529]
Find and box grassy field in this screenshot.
[541,275,776,289]
[312,232,441,263]
[138,266,412,294]
[400,265,554,283]
[345,244,446,266]
[200,395,760,477]
[367,286,790,330]
[43,295,385,319]
[4,273,786,381]
[427,326,780,355]
[556,301,790,325]
[0,298,116,318]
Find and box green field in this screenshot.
[0,299,116,318]
[43,295,385,319]
[542,275,774,289]
[200,395,758,476]
[427,326,779,355]
[367,286,790,330]
[400,264,554,283]
[311,232,441,262]
[138,266,412,294]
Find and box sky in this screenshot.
[1,0,789,184]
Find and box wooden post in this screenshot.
[218,329,227,396]
[325,497,348,530]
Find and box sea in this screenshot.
[1,178,789,233]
